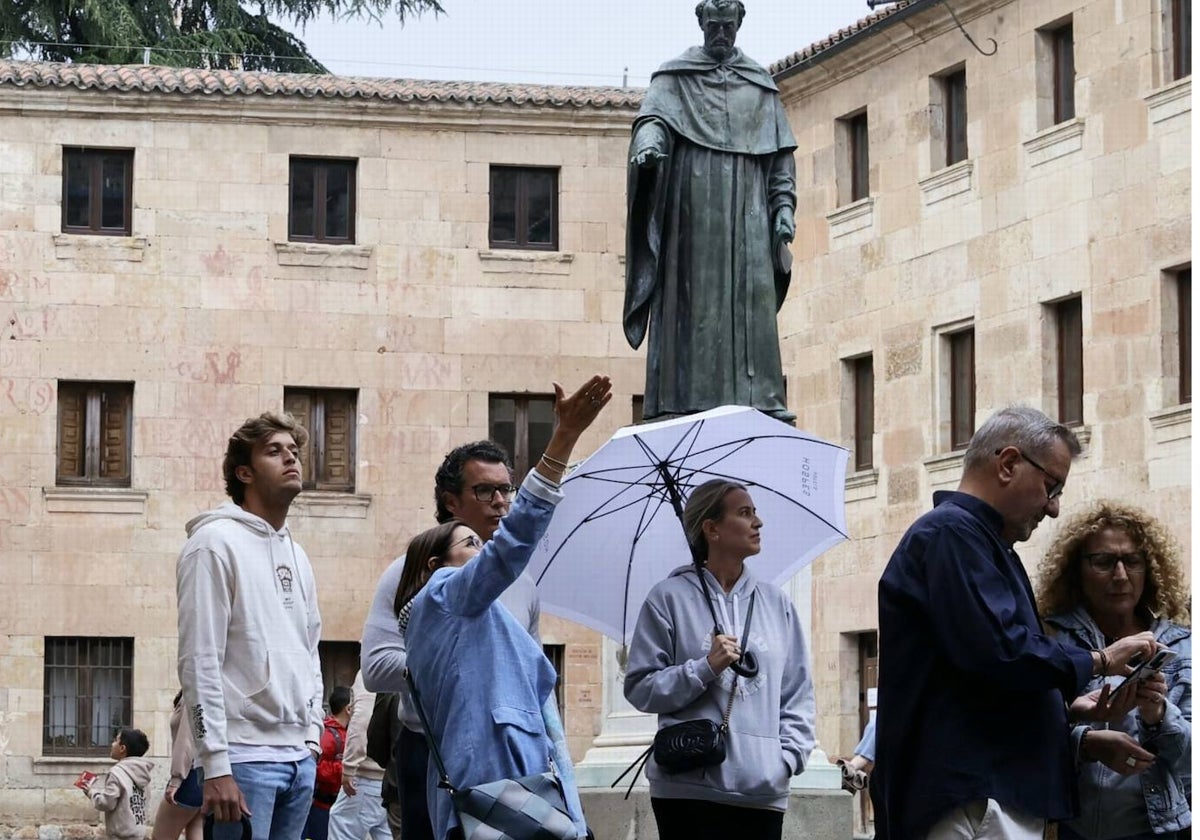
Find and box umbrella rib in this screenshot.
[691,464,848,537]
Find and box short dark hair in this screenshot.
[695,0,746,27]
[329,685,353,716]
[222,412,309,505]
[682,479,748,565]
[118,727,149,757]
[433,441,512,523]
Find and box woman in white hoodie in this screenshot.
[624,479,816,840]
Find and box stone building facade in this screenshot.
[771,0,1191,756]
[0,62,641,827]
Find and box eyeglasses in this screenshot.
[449,533,484,551]
[469,483,517,503]
[1083,552,1146,573]
[998,448,1066,500]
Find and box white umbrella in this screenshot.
[527,405,850,644]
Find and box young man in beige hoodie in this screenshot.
[80,727,155,840]
[176,412,324,840]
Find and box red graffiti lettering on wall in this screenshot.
[173,351,242,384]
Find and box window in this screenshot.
[852,355,874,470]
[289,157,356,243]
[1172,0,1192,80]
[835,110,869,205]
[489,394,556,481]
[632,395,645,425]
[1179,269,1192,404]
[283,388,357,492]
[949,329,976,450]
[1052,23,1076,123]
[57,381,133,487]
[44,637,133,756]
[1055,297,1084,426]
[489,166,558,250]
[936,70,974,166]
[62,148,133,235]
[317,641,360,714]
[543,643,565,720]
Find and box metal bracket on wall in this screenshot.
[867,0,998,56]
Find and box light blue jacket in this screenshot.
[405,473,587,840]
[1045,607,1191,837]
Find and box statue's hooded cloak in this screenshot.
[624,47,797,421]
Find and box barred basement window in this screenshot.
[43,637,133,757]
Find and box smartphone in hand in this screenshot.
[1116,649,1178,692]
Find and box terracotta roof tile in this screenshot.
[769,0,928,75]
[0,59,644,110]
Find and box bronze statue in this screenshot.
[624,0,797,423]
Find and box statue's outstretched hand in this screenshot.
[774,206,796,243]
[632,148,667,169]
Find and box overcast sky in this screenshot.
[291,1,878,87]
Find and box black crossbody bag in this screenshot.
[613,583,757,795]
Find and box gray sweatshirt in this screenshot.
[86,756,154,840]
[624,564,815,812]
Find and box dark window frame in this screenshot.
[61,148,133,236]
[488,393,557,481]
[488,165,560,251]
[1179,268,1192,404]
[543,643,566,721]
[283,387,357,492]
[852,355,874,471]
[944,69,969,166]
[1173,0,1192,80]
[288,157,357,244]
[1052,23,1076,123]
[949,328,976,450]
[56,381,133,488]
[849,111,870,202]
[1055,297,1084,426]
[43,637,134,757]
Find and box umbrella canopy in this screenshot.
[526,405,850,644]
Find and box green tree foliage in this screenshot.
[0,0,446,73]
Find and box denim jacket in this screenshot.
[1045,607,1192,836]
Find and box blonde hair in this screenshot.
[1035,500,1190,625]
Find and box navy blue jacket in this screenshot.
[871,492,1094,839]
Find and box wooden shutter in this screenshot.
[284,391,315,487]
[98,386,132,484]
[320,391,355,491]
[57,385,86,481]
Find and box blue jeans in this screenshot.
[206,759,316,840]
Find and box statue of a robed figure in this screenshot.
[624,0,797,424]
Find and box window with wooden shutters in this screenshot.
[56,382,133,487]
[1055,297,1084,426]
[43,637,133,756]
[1172,0,1191,81]
[1178,269,1191,405]
[852,355,874,471]
[488,394,556,481]
[1052,23,1076,123]
[283,388,357,492]
[949,329,976,450]
[943,69,969,166]
[62,148,133,235]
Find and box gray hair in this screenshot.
[695,0,746,27]
[962,405,1082,472]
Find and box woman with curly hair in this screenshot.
[1036,501,1191,840]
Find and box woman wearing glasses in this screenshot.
[1036,502,1191,840]
[393,375,611,840]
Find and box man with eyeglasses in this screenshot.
[872,406,1158,840]
[359,440,539,840]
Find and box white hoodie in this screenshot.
[86,756,154,840]
[176,502,324,778]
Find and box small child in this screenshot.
[79,728,155,840]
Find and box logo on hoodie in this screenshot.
[191,704,207,740]
[130,785,147,825]
[276,563,297,609]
